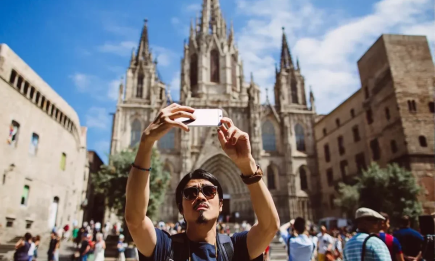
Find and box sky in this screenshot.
[0,0,433,163]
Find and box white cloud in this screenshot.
[185,3,201,13]
[152,46,178,67]
[235,0,434,113]
[104,25,137,38]
[169,71,180,102]
[69,73,93,92]
[97,41,136,56]
[108,79,121,101]
[86,107,111,130]
[171,17,180,26]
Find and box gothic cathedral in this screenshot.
[110,0,319,223]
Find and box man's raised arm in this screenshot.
[125,104,195,257]
[217,118,280,260]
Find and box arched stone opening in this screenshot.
[199,154,252,222]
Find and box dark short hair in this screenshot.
[24,233,32,241]
[175,169,224,212]
[400,215,410,227]
[293,217,306,234]
[380,212,389,221]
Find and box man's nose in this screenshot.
[196,190,207,200]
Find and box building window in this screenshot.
[336,118,340,127]
[267,165,276,190]
[29,87,35,100]
[41,96,46,111]
[29,133,39,155]
[364,86,369,99]
[326,168,333,186]
[419,136,427,147]
[330,195,335,209]
[385,107,390,120]
[300,167,308,191]
[9,70,17,84]
[231,54,237,91]
[337,136,345,155]
[60,153,67,171]
[323,128,327,136]
[35,92,40,105]
[352,125,360,142]
[429,102,434,113]
[25,221,33,229]
[350,109,355,118]
[340,160,348,180]
[390,140,398,153]
[6,218,14,227]
[262,121,276,152]
[137,74,144,98]
[190,54,198,88]
[51,105,55,116]
[295,124,305,152]
[366,109,373,124]
[159,129,175,149]
[407,100,417,112]
[21,185,30,206]
[17,76,23,90]
[355,152,366,174]
[23,82,29,95]
[210,49,220,83]
[291,79,298,104]
[7,120,20,147]
[131,120,142,147]
[324,144,330,162]
[370,138,381,160]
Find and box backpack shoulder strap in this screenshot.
[361,234,380,261]
[218,234,234,261]
[167,233,189,261]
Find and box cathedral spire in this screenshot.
[228,20,234,43]
[296,57,300,70]
[136,19,151,64]
[190,18,196,38]
[199,0,223,35]
[130,47,136,67]
[280,27,294,70]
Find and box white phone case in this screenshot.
[175,109,223,127]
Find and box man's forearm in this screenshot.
[125,138,154,225]
[243,159,280,233]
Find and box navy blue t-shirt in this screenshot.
[393,228,424,257]
[139,228,263,261]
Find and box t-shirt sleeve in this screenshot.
[392,237,402,254]
[231,232,263,261]
[138,228,171,261]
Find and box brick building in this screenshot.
[315,34,435,217]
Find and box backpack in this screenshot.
[166,232,234,261]
[361,234,382,261]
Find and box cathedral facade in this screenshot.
[110,0,319,223]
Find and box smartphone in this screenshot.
[175,109,223,127]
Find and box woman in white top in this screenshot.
[93,233,106,261]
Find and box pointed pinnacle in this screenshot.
[250,72,254,83]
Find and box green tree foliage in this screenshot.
[336,163,422,226]
[92,147,170,221]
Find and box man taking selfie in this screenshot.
[125,103,280,261]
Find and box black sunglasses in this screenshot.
[182,185,218,201]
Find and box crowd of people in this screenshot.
[276,207,428,261]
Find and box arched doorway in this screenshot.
[199,154,250,222]
[48,196,59,229]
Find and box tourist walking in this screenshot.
[318,226,334,261]
[117,234,126,261]
[31,235,40,261]
[125,104,280,261]
[79,234,90,261]
[14,233,32,261]
[47,232,60,261]
[283,217,315,261]
[93,233,106,261]
[343,207,391,261]
[378,213,404,261]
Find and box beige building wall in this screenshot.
[314,34,435,218]
[0,44,88,240]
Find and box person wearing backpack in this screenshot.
[343,208,391,261]
[125,104,280,261]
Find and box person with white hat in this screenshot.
[343,208,391,261]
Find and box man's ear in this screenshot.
[219,199,223,212]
